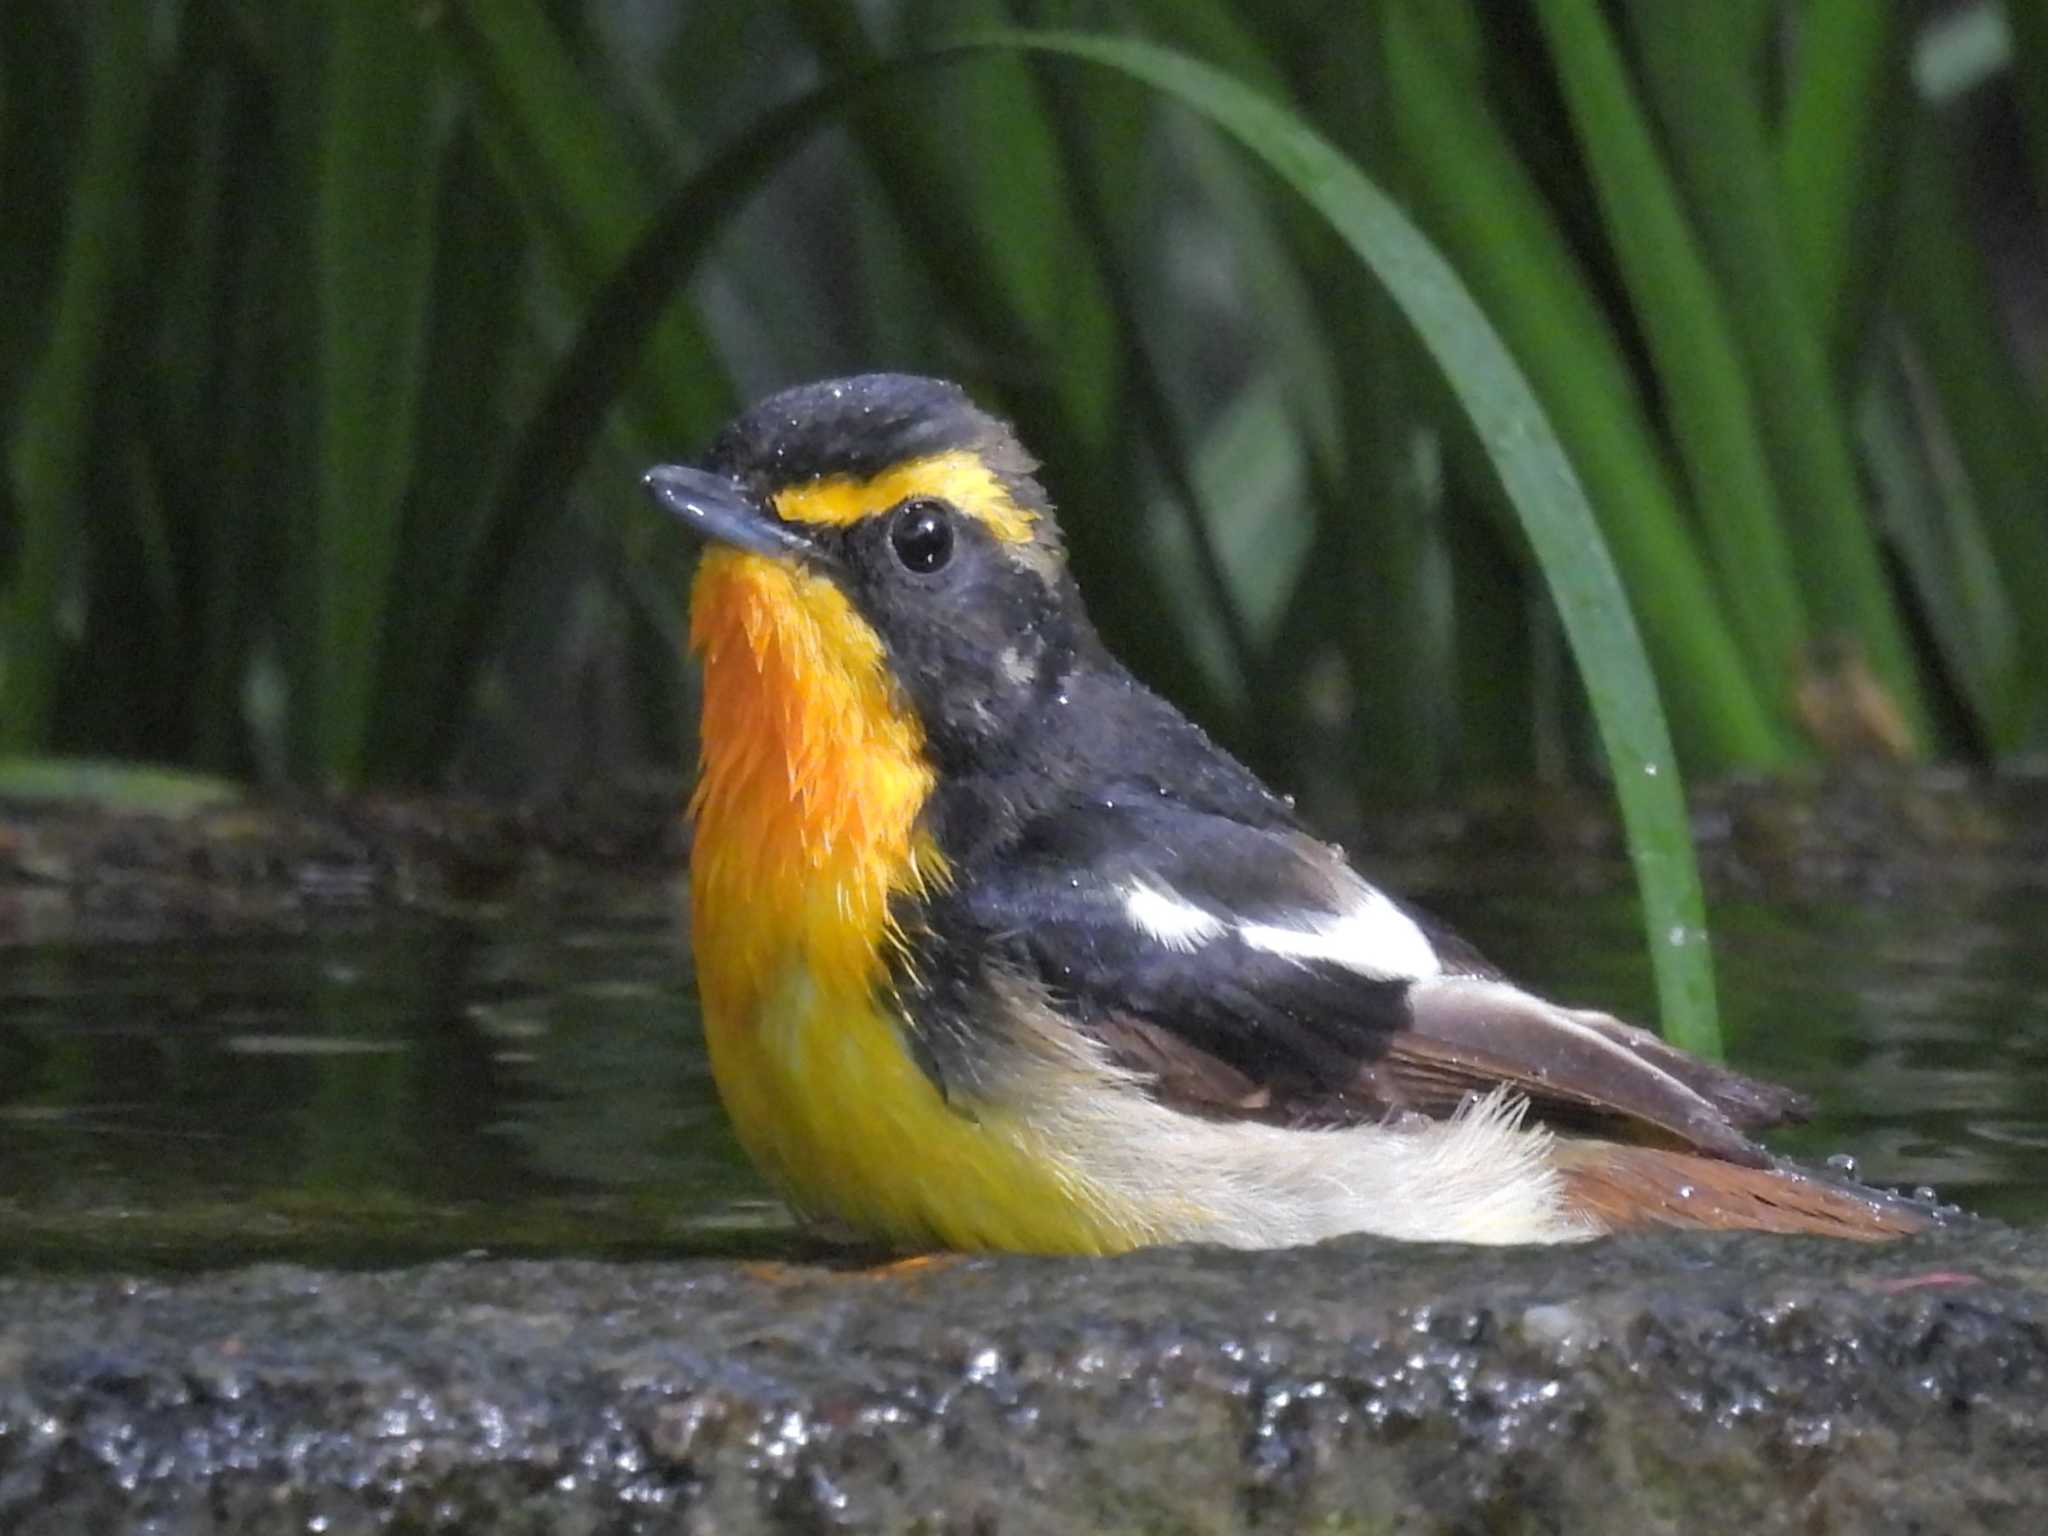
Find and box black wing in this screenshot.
[903,800,1805,1163]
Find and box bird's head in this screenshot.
[645,374,1086,774]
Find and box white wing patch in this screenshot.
[1239,887,1441,979]
[1121,881,1226,951]
[1119,875,1442,979]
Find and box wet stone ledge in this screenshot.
[2,1226,2045,1534]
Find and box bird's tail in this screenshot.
[1553,1141,1929,1240]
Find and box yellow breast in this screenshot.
[686,547,1134,1252]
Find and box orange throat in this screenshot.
[687,547,942,1031]
[684,543,1145,1253]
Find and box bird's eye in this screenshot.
[889,498,955,574]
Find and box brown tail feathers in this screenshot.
[1555,1141,1926,1240]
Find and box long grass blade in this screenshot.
[1857,358,2016,745]
[196,30,300,779]
[1533,0,1812,713]
[367,133,529,781]
[415,72,879,767]
[1376,0,1789,773]
[436,0,734,440]
[1777,0,1909,366]
[1441,450,1541,782]
[308,2,445,784]
[1256,20,1461,796]
[0,0,85,445]
[1032,63,1265,727]
[1891,119,2048,749]
[1626,0,1935,751]
[1,5,154,752]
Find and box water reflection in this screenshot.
[0,881,781,1272]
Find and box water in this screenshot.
[3,858,2045,1273]
[0,878,784,1273]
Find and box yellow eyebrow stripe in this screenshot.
[771,449,1036,545]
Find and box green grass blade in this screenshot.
[420,0,757,762]
[1857,362,2017,744]
[368,132,529,781]
[1626,0,1936,751]
[415,72,871,767]
[141,16,237,666]
[436,0,734,439]
[1172,119,1342,473]
[1249,18,1463,796]
[198,42,302,781]
[1185,374,1315,649]
[1441,450,1541,781]
[1533,0,1812,707]
[1892,120,2048,748]
[1731,0,1778,58]
[1375,0,1788,774]
[1124,0,1289,97]
[1142,373,1310,714]
[792,0,1114,427]
[961,28,1722,1054]
[1,4,153,752]
[0,0,85,431]
[1158,117,1362,777]
[1777,0,1908,364]
[309,1,445,784]
[1329,366,1455,797]
[1030,65,1266,717]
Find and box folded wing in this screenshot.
[932,800,1806,1165]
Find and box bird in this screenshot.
[643,372,1923,1253]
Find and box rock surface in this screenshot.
[2,1225,2045,1534]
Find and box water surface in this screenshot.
[4,855,2044,1273]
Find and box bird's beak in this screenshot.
[642,464,819,563]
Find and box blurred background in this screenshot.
[4,0,2047,825]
